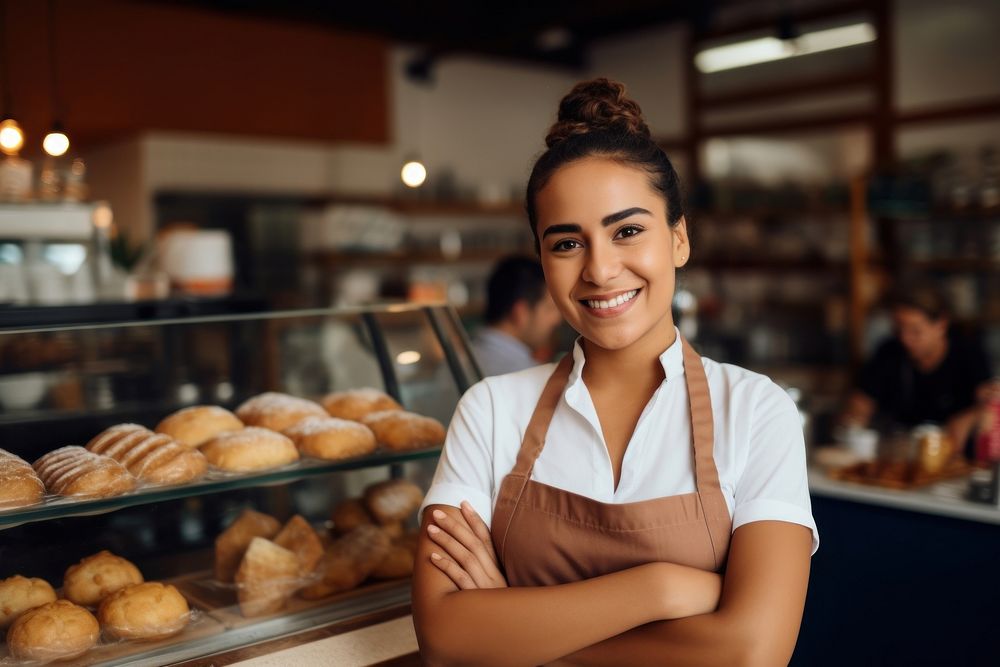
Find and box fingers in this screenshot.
[460,501,498,561]
[431,508,494,567]
[430,552,476,590]
[428,514,490,585]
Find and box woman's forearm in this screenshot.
[416,562,673,667]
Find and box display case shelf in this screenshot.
[0,447,441,530]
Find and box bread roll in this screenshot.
[282,416,377,461]
[299,525,392,599]
[98,582,190,641]
[363,479,424,524]
[86,423,207,485]
[6,599,99,662]
[215,509,282,582]
[201,427,299,472]
[64,550,144,607]
[321,388,402,422]
[0,449,44,509]
[155,405,244,448]
[361,410,446,451]
[235,392,327,432]
[0,575,57,629]
[234,538,301,618]
[33,446,136,498]
[330,498,374,535]
[274,515,324,575]
[372,533,419,580]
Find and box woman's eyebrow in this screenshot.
[541,207,652,239]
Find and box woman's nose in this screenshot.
[581,242,622,286]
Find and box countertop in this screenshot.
[808,465,1000,524]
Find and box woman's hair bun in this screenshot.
[544,78,650,148]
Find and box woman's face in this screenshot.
[534,157,688,352]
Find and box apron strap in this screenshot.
[681,338,721,495]
[509,353,574,478]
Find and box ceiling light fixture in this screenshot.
[695,21,876,73]
[42,0,70,157]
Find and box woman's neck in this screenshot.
[580,316,676,389]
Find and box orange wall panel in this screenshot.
[1,0,389,152]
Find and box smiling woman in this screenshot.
[411,78,817,667]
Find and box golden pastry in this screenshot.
[274,515,324,575]
[6,599,99,662]
[201,427,299,472]
[364,479,424,524]
[155,405,244,448]
[372,533,419,580]
[86,423,207,485]
[33,446,136,498]
[0,575,57,629]
[321,388,402,422]
[235,392,327,432]
[214,509,282,582]
[98,581,190,640]
[234,537,301,618]
[299,525,392,599]
[282,416,377,461]
[330,498,374,535]
[0,449,44,509]
[361,410,446,451]
[63,550,144,607]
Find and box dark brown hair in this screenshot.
[887,283,950,321]
[525,78,684,250]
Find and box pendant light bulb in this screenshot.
[401,160,427,188]
[43,129,70,157]
[0,118,25,156]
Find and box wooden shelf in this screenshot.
[301,195,525,218]
[694,258,848,272]
[306,248,530,267]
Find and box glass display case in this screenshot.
[0,303,478,665]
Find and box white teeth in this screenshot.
[585,289,638,310]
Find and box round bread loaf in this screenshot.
[361,410,446,451]
[372,533,419,580]
[64,550,144,607]
[235,392,327,432]
[321,388,402,422]
[33,446,136,498]
[0,449,45,509]
[6,599,99,662]
[0,575,57,629]
[363,479,425,524]
[86,423,207,485]
[201,427,299,472]
[330,498,374,535]
[283,416,377,461]
[98,582,190,640]
[155,405,244,448]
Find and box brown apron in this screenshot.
[490,338,732,587]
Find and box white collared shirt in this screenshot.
[470,327,539,377]
[420,328,819,554]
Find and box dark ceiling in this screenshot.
[149,0,720,70]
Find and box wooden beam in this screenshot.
[702,111,873,138]
[895,96,1000,125]
[699,70,874,109]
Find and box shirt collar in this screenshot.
[566,326,686,390]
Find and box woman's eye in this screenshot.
[552,239,582,252]
[615,225,644,240]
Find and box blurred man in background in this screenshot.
[842,284,998,457]
[471,256,562,377]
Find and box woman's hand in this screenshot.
[427,501,508,590]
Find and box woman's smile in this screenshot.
[578,287,642,318]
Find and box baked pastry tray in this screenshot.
[0,448,440,530]
[0,572,411,666]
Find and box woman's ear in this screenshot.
[672,216,690,268]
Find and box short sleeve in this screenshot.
[418,381,497,527]
[732,380,820,555]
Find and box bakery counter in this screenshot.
[807,465,1000,524]
[793,463,1000,666]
